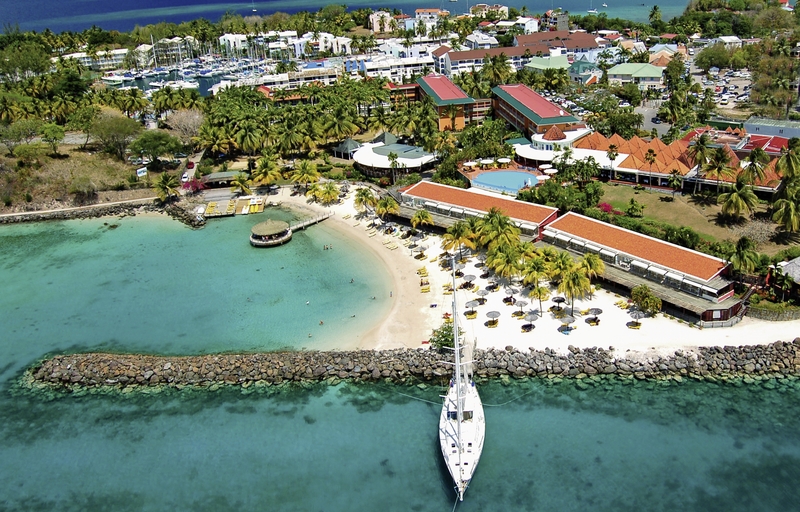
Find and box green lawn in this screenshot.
[599,183,736,243]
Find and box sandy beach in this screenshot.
[276,185,800,358]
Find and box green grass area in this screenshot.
[599,182,735,243]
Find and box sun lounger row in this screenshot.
[420,286,430,293]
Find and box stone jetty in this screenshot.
[0,201,205,228]
[27,339,800,391]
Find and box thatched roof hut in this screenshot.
[251,220,290,237]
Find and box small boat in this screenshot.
[101,72,125,85]
[439,257,485,502]
[602,2,608,6]
[587,8,599,13]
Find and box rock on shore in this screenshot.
[26,339,800,391]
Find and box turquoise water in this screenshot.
[2,215,800,511]
[0,212,391,376]
[3,377,800,511]
[472,170,539,194]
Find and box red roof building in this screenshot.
[400,181,559,234]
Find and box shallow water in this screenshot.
[2,377,800,511]
[2,216,800,511]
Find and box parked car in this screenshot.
[651,117,663,124]
[175,152,187,158]
[181,172,189,183]
[187,161,195,169]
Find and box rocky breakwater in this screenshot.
[26,339,800,392]
[0,201,204,228]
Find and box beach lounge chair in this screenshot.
[342,214,351,220]
[353,222,360,227]
[421,286,431,293]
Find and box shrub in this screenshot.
[598,202,613,213]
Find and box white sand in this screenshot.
[275,186,800,358]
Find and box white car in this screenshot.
[181,172,189,183]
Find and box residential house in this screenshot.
[465,32,499,50]
[369,11,393,33]
[470,3,510,18]
[711,35,742,50]
[607,62,664,89]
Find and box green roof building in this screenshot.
[523,55,570,71]
[607,63,664,90]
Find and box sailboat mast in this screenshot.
[451,257,463,467]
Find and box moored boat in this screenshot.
[439,257,486,501]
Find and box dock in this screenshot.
[289,212,333,231]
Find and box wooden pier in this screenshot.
[289,212,333,231]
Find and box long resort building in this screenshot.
[399,181,558,238]
[544,212,742,325]
[396,182,743,326]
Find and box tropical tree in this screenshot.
[667,169,683,199]
[558,264,591,316]
[252,154,283,185]
[487,243,521,282]
[154,172,180,203]
[772,195,800,232]
[741,147,770,186]
[354,187,378,213]
[441,220,475,260]
[318,181,340,205]
[702,147,736,194]
[644,148,657,190]
[631,284,662,315]
[718,179,759,220]
[688,132,712,194]
[230,173,253,196]
[410,209,434,230]
[289,160,320,192]
[726,236,759,276]
[375,195,399,219]
[478,207,521,251]
[606,144,619,178]
[580,253,605,281]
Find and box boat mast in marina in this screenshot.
[439,257,485,502]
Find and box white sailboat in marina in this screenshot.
[439,259,485,502]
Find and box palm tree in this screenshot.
[387,151,401,184]
[481,53,512,87]
[487,243,521,282]
[252,154,283,185]
[375,195,399,220]
[580,253,605,281]
[410,209,434,231]
[644,148,657,190]
[727,236,759,276]
[667,169,683,199]
[305,182,322,203]
[772,196,800,232]
[777,145,800,184]
[741,147,769,186]
[154,172,180,203]
[558,264,591,316]
[289,160,320,192]
[702,147,736,194]
[547,251,574,285]
[718,179,758,220]
[606,144,619,179]
[441,220,475,260]
[688,133,712,194]
[478,207,521,251]
[354,187,378,213]
[318,181,340,205]
[527,283,551,315]
[230,173,253,196]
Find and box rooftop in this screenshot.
[547,212,728,282]
[401,181,559,226]
[607,63,664,78]
[492,84,579,126]
[417,74,475,106]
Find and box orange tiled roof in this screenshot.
[401,181,559,225]
[543,125,567,141]
[548,212,728,281]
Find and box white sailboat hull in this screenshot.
[439,379,485,501]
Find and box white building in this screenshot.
[711,35,742,50]
[465,32,499,50]
[346,54,434,82]
[369,11,393,33]
[57,48,128,71]
[470,4,510,18]
[515,17,540,34]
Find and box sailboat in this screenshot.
[439,257,485,502]
[587,0,599,13]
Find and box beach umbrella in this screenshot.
[504,286,520,296]
[463,275,476,282]
[588,308,603,315]
[544,168,559,175]
[497,157,511,164]
[465,300,479,314]
[486,311,501,320]
[524,312,540,322]
[476,289,489,304]
[561,315,576,325]
[516,300,528,312]
[553,297,566,304]
[629,309,646,325]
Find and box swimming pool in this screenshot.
[471,170,539,194]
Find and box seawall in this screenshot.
[0,201,205,228]
[26,339,800,391]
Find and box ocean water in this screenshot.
[3,0,688,34]
[2,215,800,511]
[3,376,800,511]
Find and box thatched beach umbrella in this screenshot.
[588,307,603,316]
[561,315,576,325]
[465,300,479,315]
[516,300,528,312]
[629,309,646,326]
[476,289,489,304]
